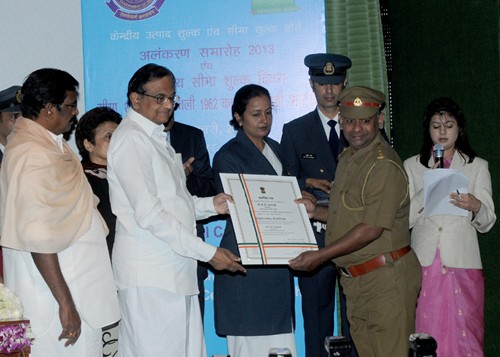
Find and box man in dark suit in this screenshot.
[164,112,216,320]
[281,53,356,357]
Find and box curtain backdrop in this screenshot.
[325,0,390,137]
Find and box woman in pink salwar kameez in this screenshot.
[404,97,496,357]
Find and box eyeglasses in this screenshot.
[9,112,21,121]
[54,103,78,112]
[141,92,180,105]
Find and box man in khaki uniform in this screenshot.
[290,86,421,356]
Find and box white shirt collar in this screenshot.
[47,129,64,152]
[316,107,340,137]
[127,108,165,138]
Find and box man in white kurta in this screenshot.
[107,63,244,357]
[0,68,120,356]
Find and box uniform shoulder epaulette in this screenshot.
[376,141,385,160]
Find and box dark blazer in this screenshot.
[280,109,340,203]
[212,130,295,336]
[170,121,215,199]
[82,161,116,258]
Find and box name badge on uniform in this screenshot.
[302,153,316,160]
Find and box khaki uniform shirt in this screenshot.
[326,133,410,266]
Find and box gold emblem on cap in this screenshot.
[15,90,23,103]
[323,62,335,75]
[353,97,362,106]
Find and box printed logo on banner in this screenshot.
[106,0,165,21]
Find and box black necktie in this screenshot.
[328,119,339,160]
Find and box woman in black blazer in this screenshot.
[75,106,122,259]
[212,84,296,357]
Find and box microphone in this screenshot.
[433,144,444,168]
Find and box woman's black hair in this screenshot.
[75,106,122,163]
[229,84,271,130]
[418,97,476,167]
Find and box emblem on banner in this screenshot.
[106,0,165,21]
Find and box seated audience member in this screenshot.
[212,84,297,357]
[75,107,122,258]
[0,68,119,356]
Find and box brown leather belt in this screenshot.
[337,246,411,278]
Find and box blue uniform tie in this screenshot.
[328,119,340,160]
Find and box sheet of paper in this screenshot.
[220,173,317,265]
[423,169,469,218]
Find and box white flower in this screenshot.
[0,283,24,321]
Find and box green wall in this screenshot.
[386,0,499,354]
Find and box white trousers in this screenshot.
[118,287,206,357]
[31,316,101,357]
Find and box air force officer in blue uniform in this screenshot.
[281,53,355,357]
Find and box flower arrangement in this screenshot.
[0,283,23,321]
[0,284,33,354]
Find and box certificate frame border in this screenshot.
[221,173,317,265]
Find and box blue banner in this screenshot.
[81,1,328,355]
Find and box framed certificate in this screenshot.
[220,173,317,265]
